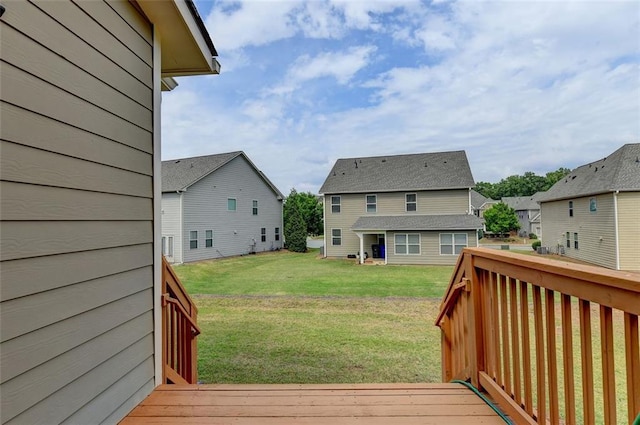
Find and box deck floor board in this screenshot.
[120,383,506,424]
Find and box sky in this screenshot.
[162,0,640,195]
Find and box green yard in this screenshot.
[173,250,452,384]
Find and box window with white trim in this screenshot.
[261,227,266,242]
[190,231,198,249]
[331,196,341,213]
[574,232,579,250]
[366,194,377,213]
[440,233,468,255]
[332,228,342,246]
[395,233,420,255]
[252,200,258,215]
[205,230,213,248]
[228,198,237,211]
[406,193,417,212]
[275,227,280,241]
[566,232,571,248]
[568,200,574,217]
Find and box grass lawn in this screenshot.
[173,249,452,384]
[173,249,452,298]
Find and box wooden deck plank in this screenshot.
[121,416,507,424]
[121,383,507,424]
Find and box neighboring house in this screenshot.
[0,1,219,423]
[501,192,544,238]
[161,151,284,263]
[538,143,640,271]
[470,190,497,218]
[319,151,484,265]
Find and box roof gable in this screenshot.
[502,192,544,211]
[539,143,640,202]
[161,151,283,198]
[319,150,475,194]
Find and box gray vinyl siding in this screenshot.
[180,156,283,262]
[617,192,640,271]
[161,192,183,263]
[0,2,155,424]
[540,194,617,269]
[387,231,478,265]
[323,189,470,258]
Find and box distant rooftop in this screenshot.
[162,151,283,199]
[538,143,640,202]
[319,150,475,194]
[502,192,544,211]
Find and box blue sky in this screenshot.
[162,0,640,195]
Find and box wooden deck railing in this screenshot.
[161,256,200,384]
[435,248,640,425]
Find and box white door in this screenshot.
[162,236,175,262]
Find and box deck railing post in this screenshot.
[465,252,485,389]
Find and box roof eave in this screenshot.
[135,0,220,78]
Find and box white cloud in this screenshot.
[163,0,640,193]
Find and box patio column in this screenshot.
[355,232,364,264]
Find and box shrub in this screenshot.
[528,233,538,240]
[532,240,542,251]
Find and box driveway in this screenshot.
[307,237,324,249]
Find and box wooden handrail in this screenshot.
[161,256,199,384]
[436,247,640,425]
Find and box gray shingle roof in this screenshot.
[470,190,497,208]
[502,192,544,211]
[538,143,640,202]
[351,214,484,231]
[161,151,283,198]
[319,150,475,194]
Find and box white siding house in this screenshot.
[162,152,284,263]
[0,1,219,423]
[319,151,483,265]
[539,143,640,271]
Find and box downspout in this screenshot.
[322,194,327,258]
[152,26,163,386]
[178,190,184,264]
[613,190,620,270]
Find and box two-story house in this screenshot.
[501,192,544,238]
[0,0,219,423]
[161,151,284,263]
[470,189,497,218]
[319,151,484,265]
[538,143,640,271]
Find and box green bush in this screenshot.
[532,240,542,251]
[528,233,538,239]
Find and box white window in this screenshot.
[332,228,342,246]
[261,227,266,242]
[253,200,258,215]
[574,232,579,250]
[406,193,417,212]
[366,194,377,213]
[331,196,341,213]
[440,233,468,255]
[566,232,571,248]
[190,231,198,249]
[589,197,597,212]
[275,227,280,241]
[205,230,213,248]
[228,198,237,211]
[162,236,174,256]
[568,200,574,217]
[395,233,420,255]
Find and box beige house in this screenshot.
[470,189,497,218]
[539,143,640,271]
[502,192,544,238]
[0,1,219,423]
[319,151,483,265]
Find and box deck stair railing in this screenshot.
[436,248,640,425]
[161,256,200,384]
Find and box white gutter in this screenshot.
[613,190,620,270]
[322,194,327,258]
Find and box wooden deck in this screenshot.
[120,383,507,424]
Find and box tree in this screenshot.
[284,200,307,252]
[283,189,323,236]
[483,202,520,234]
[474,167,572,199]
